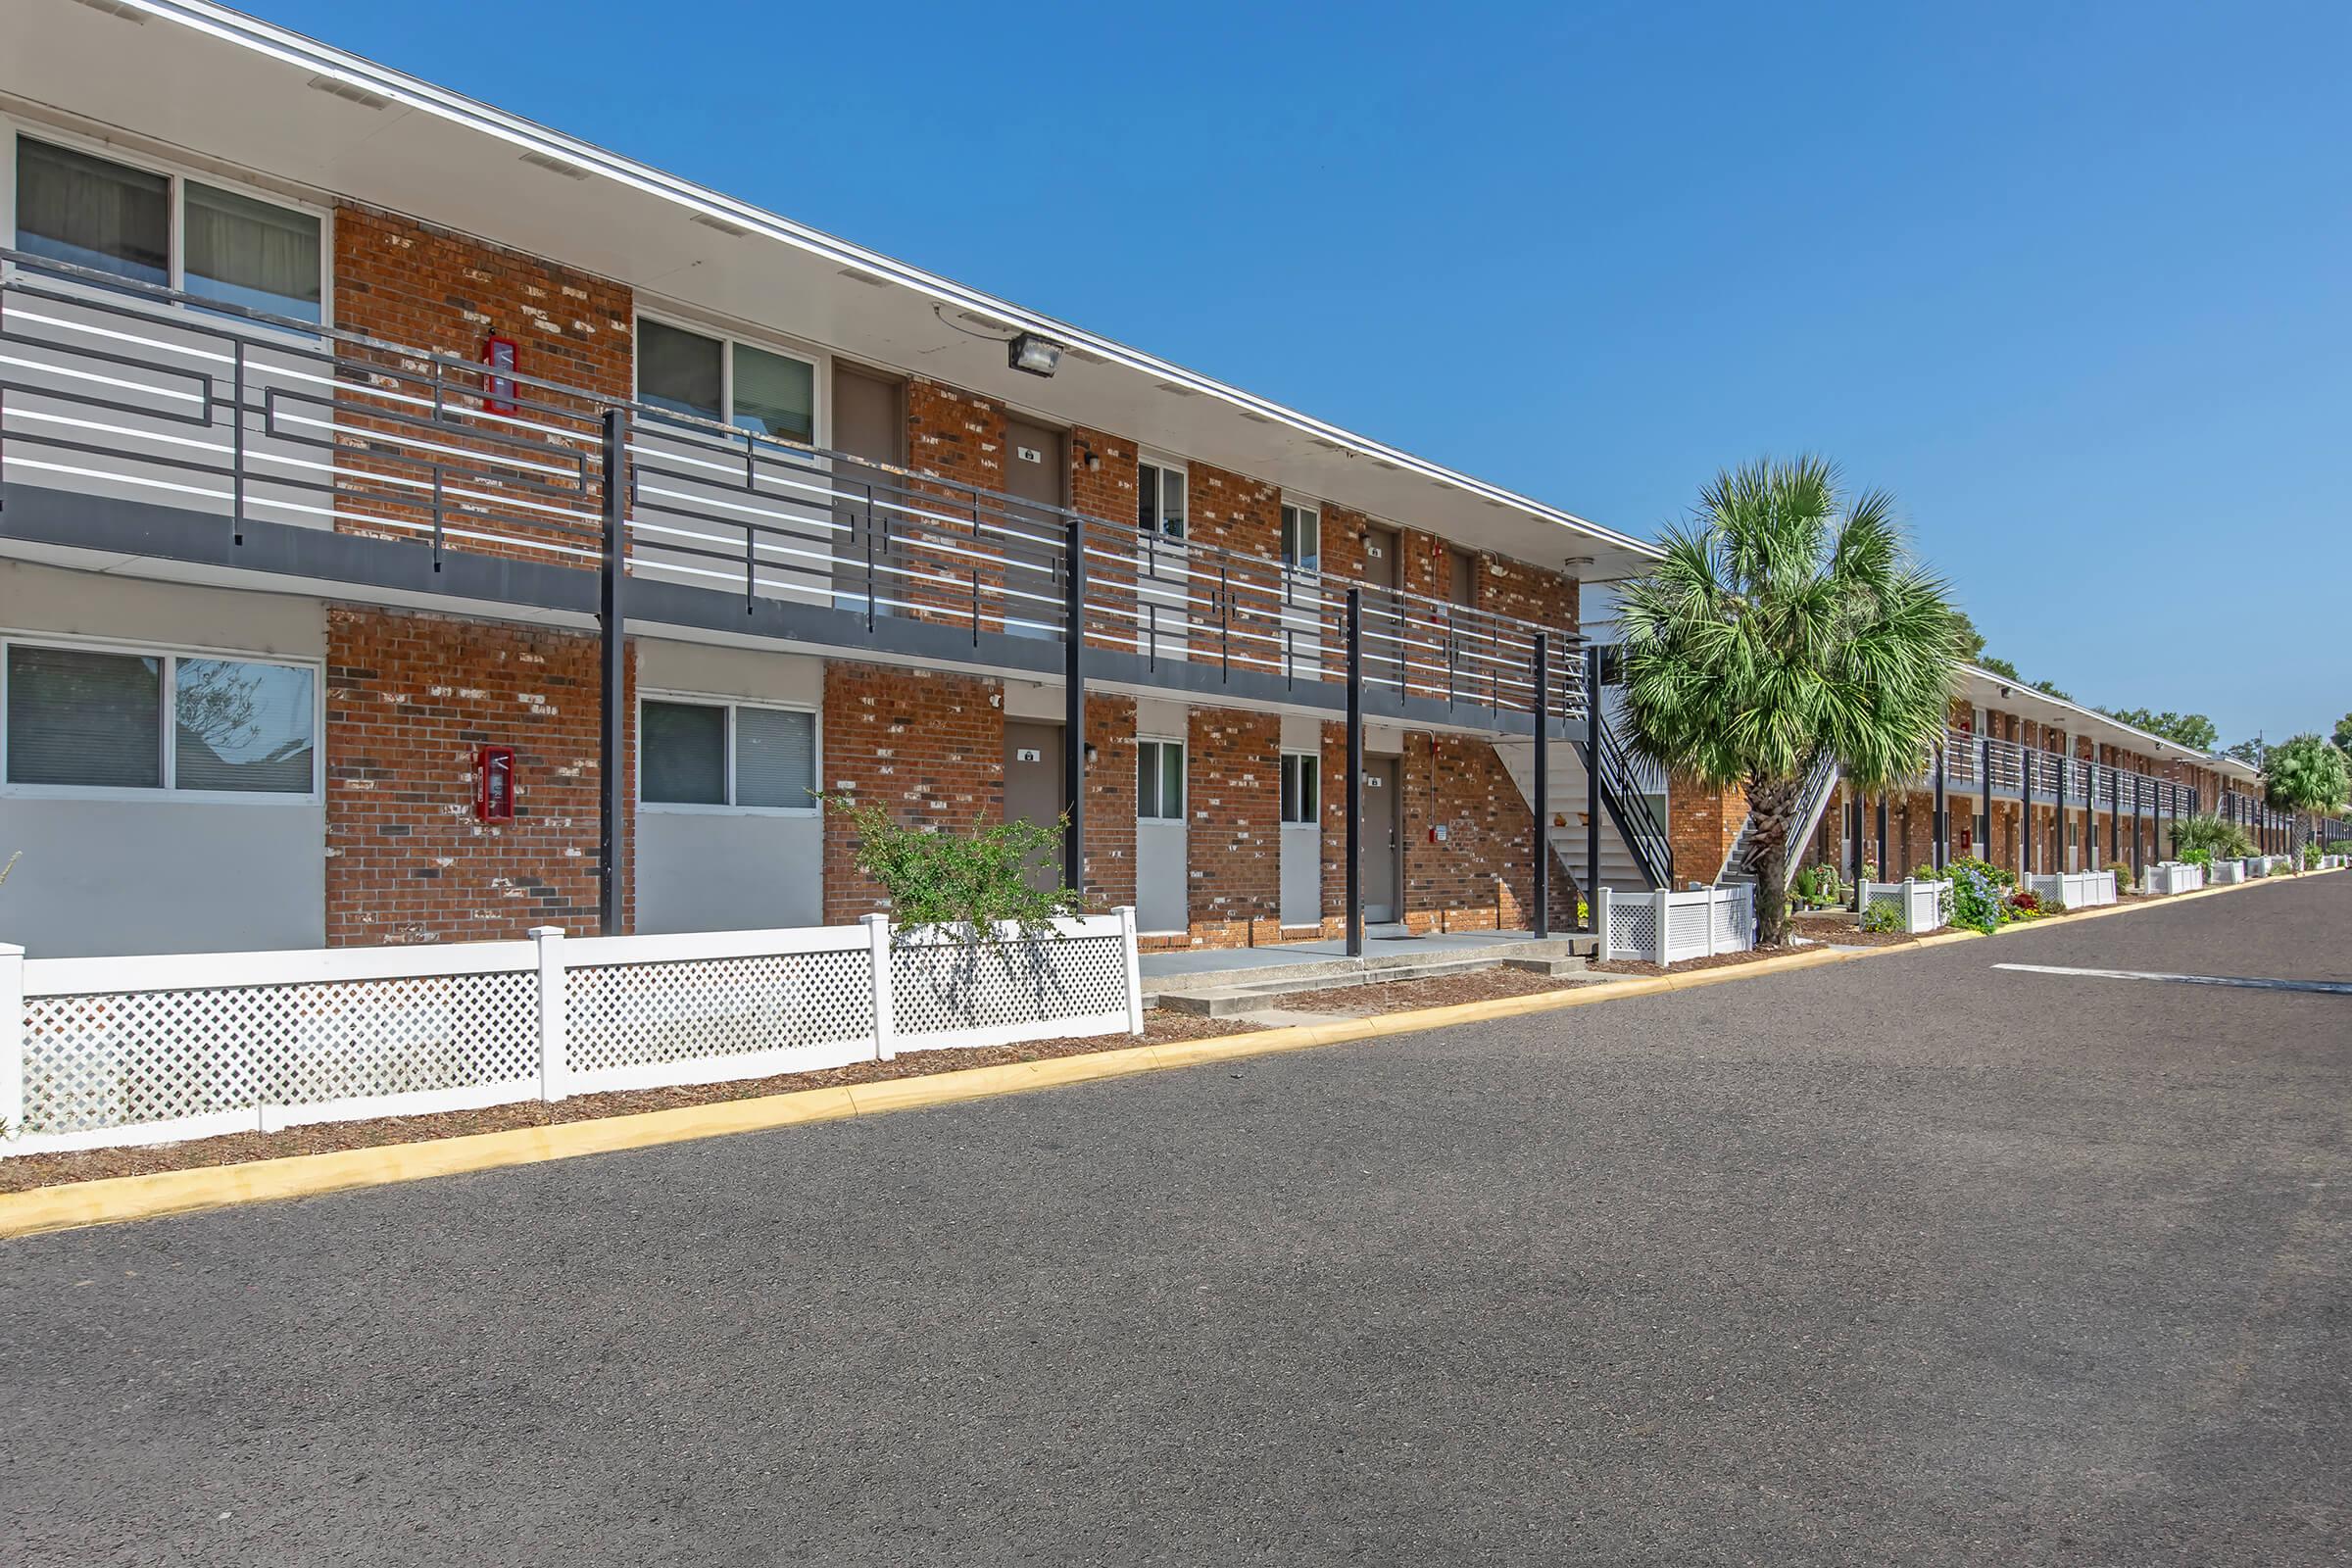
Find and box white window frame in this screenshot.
[1136,454,1188,542]
[0,631,324,805]
[1,116,333,331]
[1137,736,1187,822]
[1279,500,1321,573]
[1279,751,1320,828]
[633,307,828,449]
[636,690,822,817]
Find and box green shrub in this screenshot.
[2171,812,2255,862]
[1947,855,2014,888]
[1860,900,1905,933]
[2179,846,2214,870]
[1911,863,1938,882]
[823,796,1080,944]
[2302,842,2321,868]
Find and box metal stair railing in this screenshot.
[1582,703,1674,889]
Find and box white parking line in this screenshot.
[1993,963,2352,997]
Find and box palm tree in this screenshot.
[2261,733,2350,865]
[1616,458,1962,946]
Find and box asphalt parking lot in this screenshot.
[5,875,2347,1565]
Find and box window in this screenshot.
[640,698,816,810]
[1137,460,1186,540]
[12,135,322,322]
[1137,739,1185,821]
[4,641,316,795]
[1280,753,1319,825]
[1279,503,1319,574]
[636,317,816,444]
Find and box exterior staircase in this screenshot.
[1493,726,1670,899]
[1714,754,1841,889]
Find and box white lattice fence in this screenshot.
[0,911,1143,1155]
[1861,879,1952,933]
[1596,885,1754,966]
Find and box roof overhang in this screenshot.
[1956,665,2227,769]
[4,0,1661,584]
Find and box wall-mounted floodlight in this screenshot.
[1007,333,1063,377]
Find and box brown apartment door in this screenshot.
[1004,721,1066,891]
[1003,416,1066,640]
[1363,524,1402,685]
[832,364,906,615]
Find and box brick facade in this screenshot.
[1667,774,1747,886]
[324,607,631,945]
[820,663,1003,922]
[1187,708,1283,946]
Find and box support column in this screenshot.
[1586,644,1602,921]
[1345,588,1364,959]
[1062,516,1086,895]
[2021,747,2034,880]
[1875,794,1888,879]
[1934,743,1948,872]
[1531,633,1549,941]
[597,408,628,937]
[1849,789,1865,911]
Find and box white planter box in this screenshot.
[2144,862,2204,896]
[1598,884,1755,966]
[2027,870,2118,910]
[1862,878,1951,933]
[2208,860,2245,885]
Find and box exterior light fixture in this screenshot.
[1007,332,1063,377]
[1083,743,1100,766]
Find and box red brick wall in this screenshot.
[905,381,1009,628]
[1667,774,1747,885]
[1187,461,1280,561]
[1187,708,1282,944]
[324,607,631,944]
[819,662,1003,922]
[1399,733,1538,933]
[332,204,634,396]
[1079,693,1139,910]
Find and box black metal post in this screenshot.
[1875,793,1888,880]
[1346,588,1365,958]
[1933,744,1948,871]
[597,408,628,937]
[1586,644,1602,924]
[2132,773,2145,879]
[1531,632,1549,940]
[2109,760,2120,865]
[1062,516,1086,898]
[1980,737,1992,862]
[1849,790,1865,910]
[2021,747,2035,879]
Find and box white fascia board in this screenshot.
[126,0,1659,565]
[1960,664,2220,765]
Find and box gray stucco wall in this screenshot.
[633,639,826,935]
[0,561,327,956]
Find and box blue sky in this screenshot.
[255,0,2349,747]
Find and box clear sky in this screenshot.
[249,0,2349,748]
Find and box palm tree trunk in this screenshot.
[1743,773,1805,946]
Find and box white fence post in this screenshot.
[862,913,898,1062]
[1653,887,1671,968]
[1116,906,1145,1036]
[1596,887,1613,962]
[530,925,568,1103]
[0,943,23,1141]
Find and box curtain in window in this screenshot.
[183,182,322,321]
[14,138,169,285]
[642,701,726,804]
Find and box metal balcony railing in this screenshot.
[0,248,1591,730]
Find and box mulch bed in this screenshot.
[1588,944,1830,978]
[1278,968,1599,1014]
[0,1011,1255,1195]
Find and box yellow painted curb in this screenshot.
[2,865,2334,1240]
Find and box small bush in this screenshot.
[823,796,1080,945]
[1911,863,1938,882]
[1949,862,2008,933]
[2302,843,2321,868]
[1860,900,1905,934]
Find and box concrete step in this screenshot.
[1153,951,1593,1016]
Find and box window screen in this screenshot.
[6,644,162,788]
[638,319,725,421]
[642,700,726,804]
[732,706,815,808]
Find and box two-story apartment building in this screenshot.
[1,0,1676,958]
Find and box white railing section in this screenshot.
[2025,870,2118,910]
[1595,884,1754,967]
[0,910,1143,1155]
[1861,878,1953,933]
[2143,862,2205,897]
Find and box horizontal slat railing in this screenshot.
[0,249,1587,729]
